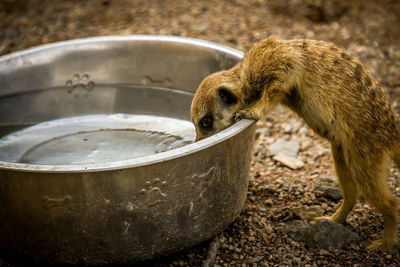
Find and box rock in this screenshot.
[266,137,275,144]
[318,249,332,256]
[292,206,325,222]
[255,127,269,140]
[268,138,300,158]
[220,242,229,250]
[308,143,330,156]
[307,220,360,249]
[265,199,274,207]
[292,121,303,133]
[273,153,305,169]
[247,255,265,264]
[266,224,274,234]
[300,138,313,151]
[319,176,335,184]
[234,247,242,254]
[298,126,309,135]
[284,220,360,250]
[283,220,310,242]
[324,186,343,201]
[314,178,343,201]
[283,123,293,133]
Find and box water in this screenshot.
[0,114,195,165]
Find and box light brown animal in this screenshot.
[190,37,400,250]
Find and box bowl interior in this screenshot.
[0,36,248,171]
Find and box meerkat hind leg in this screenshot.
[314,144,359,224]
[355,152,398,250]
[365,187,398,250]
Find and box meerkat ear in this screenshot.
[218,87,238,106]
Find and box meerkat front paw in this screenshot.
[233,110,249,122]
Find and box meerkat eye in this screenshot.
[218,87,237,106]
[199,115,213,130]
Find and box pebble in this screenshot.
[300,138,314,151]
[255,127,270,140]
[323,186,343,201]
[292,206,325,222]
[265,199,274,207]
[273,153,305,169]
[319,249,331,256]
[283,124,293,133]
[266,224,274,234]
[234,248,242,254]
[220,243,229,250]
[247,255,265,264]
[298,126,309,135]
[266,137,275,144]
[292,121,303,133]
[268,138,300,158]
[308,143,330,157]
[314,179,343,201]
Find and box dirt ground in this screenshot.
[1,0,400,266]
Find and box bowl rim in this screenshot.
[0,35,255,173]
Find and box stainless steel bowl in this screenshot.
[0,36,255,264]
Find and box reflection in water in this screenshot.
[0,114,195,165]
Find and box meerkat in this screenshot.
[190,37,400,250]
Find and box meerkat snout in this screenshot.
[190,69,242,141]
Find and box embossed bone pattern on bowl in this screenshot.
[0,36,255,264]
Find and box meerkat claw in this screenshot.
[233,111,246,122]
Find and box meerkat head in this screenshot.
[190,68,242,141]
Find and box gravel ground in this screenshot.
[1,0,400,266]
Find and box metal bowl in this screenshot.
[0,36,255,264]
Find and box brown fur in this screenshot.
[190,37,400,250]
